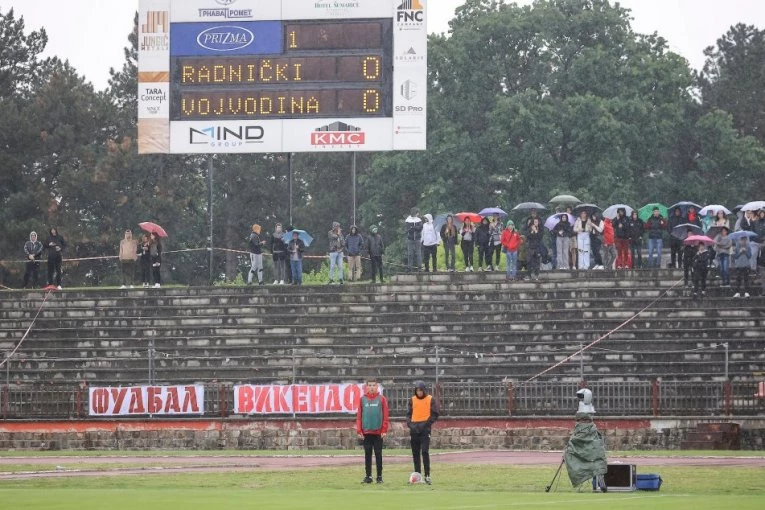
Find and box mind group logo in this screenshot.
[189,125,265,147]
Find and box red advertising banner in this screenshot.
[234,383,376,415]
[89,385,204,416]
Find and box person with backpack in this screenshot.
[356,377,390,484]
[407,381,439,485]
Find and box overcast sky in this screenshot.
[4,0,765,91]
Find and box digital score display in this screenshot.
[170,21,393,120]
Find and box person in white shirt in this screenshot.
[421,214,441,272]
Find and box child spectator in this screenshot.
[356,378,390,484]
[732,238,751,298]
[692,242,711,297]
[501,220,523,280]
[118,229,138,289]
[23,232,43,288]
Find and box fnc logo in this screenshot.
[197,25,254,51]
[189,125,264,146]
[397,0,424,23]
[311,122,366,146]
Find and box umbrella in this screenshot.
[282,229,313,247]
[669,201,702,215]
[671,223,703,240]
[139,221,168,238]
[572,203,601,217]
[638,203,668,222]
[549,194,581,205]
[683,235,715,246]
[705,225,728,239]
[544,213,575,231]
[728,230,758,241]
[602,204,634,220]
[434,213,462,231]
[512,202,547,212]
[455,212,483,224]
[741,200,765,212]
[699,204,731,216]
[478,207,508,217]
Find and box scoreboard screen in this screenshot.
[138,0,427,154]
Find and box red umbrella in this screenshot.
[139,222,168,238]
[455,212,482,224]
[683,235,714,246]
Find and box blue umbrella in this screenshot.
[282,229,313,247]
[478,207,508,217]
[434,213,462,232]
[728,230,758,241]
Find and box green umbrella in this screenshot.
[638,203,668,222]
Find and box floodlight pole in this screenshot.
[208,155,214,285]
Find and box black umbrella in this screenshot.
[573,203,602,217]
[671,223,703,240]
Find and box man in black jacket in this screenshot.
[23,232,43,288]
[406,381,440,485]
[45,228,65,289]
[366,226,385,283]
[668,207,684,268]
[628,211,644,269]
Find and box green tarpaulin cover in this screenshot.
[564,419,608,487]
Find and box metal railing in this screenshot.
[1,380,763,420]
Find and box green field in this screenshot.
[0,453,763,510]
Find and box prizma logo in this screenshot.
[197,25,254,51]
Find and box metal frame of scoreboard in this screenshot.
[137,0,427,154]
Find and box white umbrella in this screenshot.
[602,204,634,220]
[699,204,732,216]
[741,201,765,212]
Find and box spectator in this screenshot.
[288,230,306,285]
[489,218,503,271]
[149,232,162,288]
[23,231,43,288]
[405,208,423,272]
[139,233,152,288]
[248,224,265,286]
[692,242,711,297]
[526,217,543,280]
[738,211,759,272]
[628,211,644,269]
[589,213,604,269]
[345,225,364,282]
[406,381,439,486]
[440,215,458,272]
[501,220,523,280]
[714,227,732,287]
[602,218,616,270]
[460,218,476,272]
[421,214,440,273]
[713,210,730,230]
[366,226,385,283]
[328,222,345,284]
[356,377,390,484]
[731,237,752,298]
[682,241,698,288]
[524,209,540,232]
[552,215,572,270]
[614,208,631,269]
[568,216,578,270]
[573,210,591,270]
[475,217,492,271]
[668,207,684,269]
[686,206,702,227]
[271,223,287,285]
[644,208,667,268]
[754,210,765,273]
[45,227,66,289]
[118,229,138,289]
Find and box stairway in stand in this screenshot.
[680,422,741,450]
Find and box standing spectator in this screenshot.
[501,220,523,281]
[23,231,43,288]
[753,210,765,273]
[714,227,732,287]
[731,238,751,298]
[328,222,345,284]
[692,242,711,297]
[421,214,440,273]
[614,208,631,269]
[474,217,492,271]
[118,229,138,289]
[45,227,66,289]
[526,217,543,280]
[713,210,730,230]
[366,226,385,283]
[686,206,702,227]
[628,211,644,269]
[345,225,364,282]
[739,211,759,271]
[247,224,265,286]
[552,215,572,269]
[149,232,162,288]
[668,207,684,269]
[589,213,604,269]
[601,218,616,270]
[139,233,152,288]
[288,230,305,285]
[405,208,423,272]
[568,218,578,270]
[573,211,591,270]
[356,378,390,484]
[460,218,476,271]
[440,215,458,272]
[524,209,541,233]
[271,223,287,285]
[682,241,698,288]
[489,218,503,271]
[644,208,667,268]
[407,381,439,486]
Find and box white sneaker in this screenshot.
[120,285,127,289]
[469,266,474,272]
[478,267,483,272]
[56,285,62,290]
[279,280,285,285]
[154,283,161,288]
[733,293,740,298]
[744,292,750,298]
[486,266,492,272]
[129,285,134,289]
[273,280,279,285]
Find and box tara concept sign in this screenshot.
[137,0,428,154]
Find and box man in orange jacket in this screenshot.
[501,220,523,280]
[356,378,390,484]
[407,381,440,485]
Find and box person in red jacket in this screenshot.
[501,220,523,280]
[356,378,390,484]
[602,218,616,269]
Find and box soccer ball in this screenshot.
[408,472,423,484]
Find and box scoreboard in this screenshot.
[138,0,427,154]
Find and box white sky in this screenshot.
[4,0,765,91]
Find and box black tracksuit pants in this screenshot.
[363,434,383,477]
[410,430,431,476]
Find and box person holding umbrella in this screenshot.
[713,227,732,287]
[138,233,152,288]
[489,218,503,271]
[668,207,684,269]
[731,237,752,298]
[644,208,667,268]
[45,227,66,290]
[440,215,459,272]
[682,238,698,288]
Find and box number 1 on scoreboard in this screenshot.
[288,31,297,49]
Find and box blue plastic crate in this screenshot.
[636,473,662,491]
